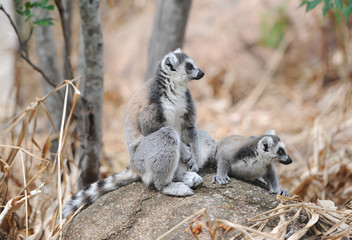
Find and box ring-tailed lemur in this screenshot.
[62,49,214,219]
[212,130,292,196]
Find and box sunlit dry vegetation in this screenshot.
[0,0,351,239]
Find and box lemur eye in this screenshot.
[166,61,176,71]
[278,148,284,155]
[263,143,269,152]
[186,62,194,71]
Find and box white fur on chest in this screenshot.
[230,155,272,180]
[161,82,188,135]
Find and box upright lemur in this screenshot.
[212,130,292,196]
[62,49,213,218]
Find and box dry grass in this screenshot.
[161,195,352,239]
[1,1,352,239]
[0,79,81,239]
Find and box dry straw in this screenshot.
[0,78,80,239]
[158,195,352,239]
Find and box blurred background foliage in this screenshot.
[0,0,352,238]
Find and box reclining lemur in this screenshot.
[212,130,292,196]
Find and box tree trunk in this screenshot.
[33,9,63,155]
[145,0,192,80]
[77,0,104,189]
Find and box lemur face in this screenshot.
[161,49,204,82]
[273,142,292,165]
[258,134,293,165]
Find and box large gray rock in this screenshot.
[61,171,281,239]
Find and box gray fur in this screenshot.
[62,49,212,219]
[62,168,140,219]
[125,49,208,196]
[212,130,292,196]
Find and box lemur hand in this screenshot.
[187,158,199,172]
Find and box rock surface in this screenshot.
[61,170,280,239]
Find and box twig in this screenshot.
[157,208,207,240]
[0,183,44,225]
[20,151,29,239]
[0,4,57,89]
[19,53,57,88]
[55,0,73,80]
[57,85,69,232]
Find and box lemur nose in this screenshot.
[194,70,204,80]
[280,155,292,165]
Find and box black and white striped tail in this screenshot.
[62,168,140,218]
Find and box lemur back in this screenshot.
[62,49,214,219]
[213,130,292,196]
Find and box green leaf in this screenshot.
[31,2,42,8]
[306,0,322,12]
[299,1,308,8]
[322,0,330,16]
[42,0,49,6]
[335,0,343,11]
[25,2,32,9]
[24,13,34,22]
[24,8,31,16]
[33,17,54,26]
[343,5,352,19]
[14,0,23,9]
[15,9,25,16]
[45,5,55,11]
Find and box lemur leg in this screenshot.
[182,126,201,172]
[198,130,216,168]
[212,156,231,185]
[131,127,194,196]
[263,164,288,196]
[180,142,192,163]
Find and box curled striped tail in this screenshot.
[62,168,140,219]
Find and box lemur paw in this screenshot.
[212,175,230,185]
[269,189,288,197]
[183,172,203,188]
[187,158,199,172]
[256,177,267,185]
[162,182,194,196]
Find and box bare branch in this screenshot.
[55,0,74,80]
[0,4,23,43]
[0,4,57,89]
[19,53,57,88]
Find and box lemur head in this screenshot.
[257,130,292,165]
[161,48,204,81]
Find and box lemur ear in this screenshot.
[259,136,273,152]
[163,52,179,72]
[265,129,275,135]
[173,48,182,53]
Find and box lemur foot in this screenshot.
[212,175,230,185]
[269,189,288,197]
[256,177,267,185]
[162,182,194,196]
[183,172,203,188]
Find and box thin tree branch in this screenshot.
[0,4,22,42]
[0,4,57,89]
[19,53,56,88]
[55,0,74,80]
